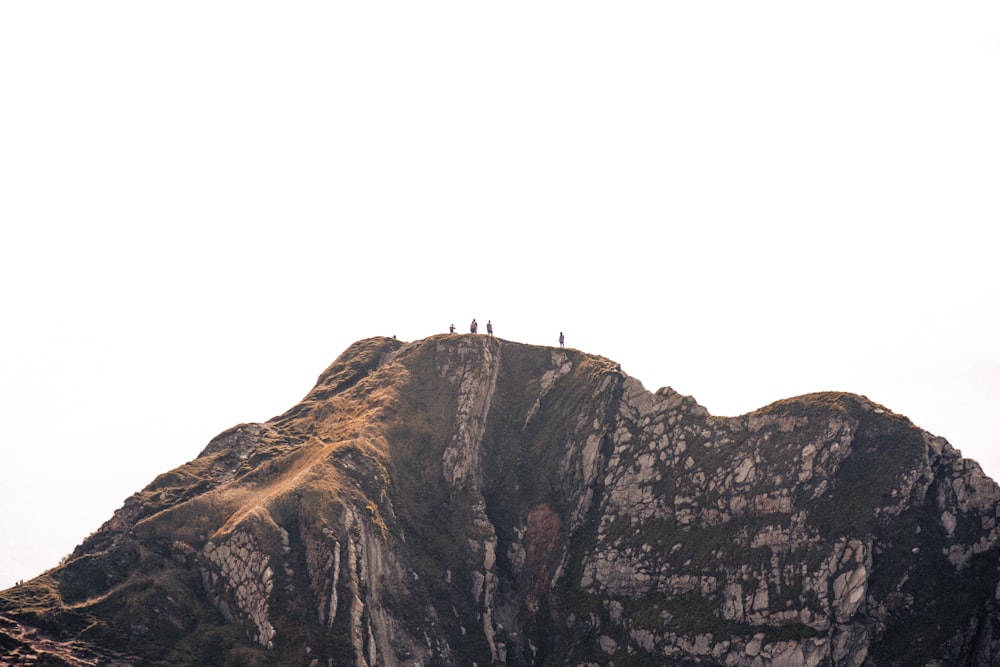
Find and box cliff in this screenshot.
[2,335,999,666]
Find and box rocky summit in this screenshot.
[3,335,1000,666]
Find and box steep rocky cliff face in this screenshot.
[3,335,1000,666]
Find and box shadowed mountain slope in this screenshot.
[3,335,1000,666]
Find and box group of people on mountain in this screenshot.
[459,319,492,335]
[449,321,564,347]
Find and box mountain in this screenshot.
[3,334,1000,666]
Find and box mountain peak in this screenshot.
[3,334,999,665]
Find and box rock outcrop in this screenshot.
[3,334,1000,665]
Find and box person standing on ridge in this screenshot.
[559,331,565,347]
[449,324,456,333]
[487,320,493,336]
[470,319,478,334]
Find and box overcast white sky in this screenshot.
[2,2,998,588]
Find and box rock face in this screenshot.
[3,335,1000,666]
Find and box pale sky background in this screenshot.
[2,2,998,588]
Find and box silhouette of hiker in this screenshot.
[470,319,478,334]
[559,331,565,347]
[487,320,493,336]
[449,323,456,333]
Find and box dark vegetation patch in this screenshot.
[483,349,624,623]
[868,491,1000,665]
[807,409,925,538]
[381,340,495,664]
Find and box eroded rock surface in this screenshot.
[3,334,1000,666]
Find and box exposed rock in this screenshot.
[3,334,1000,666]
